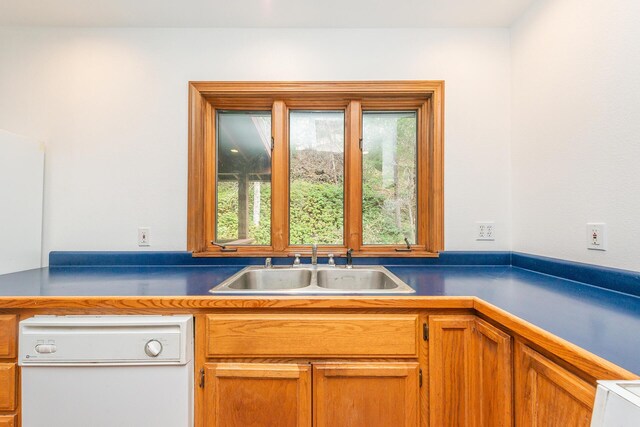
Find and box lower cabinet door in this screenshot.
[428,315,513,427]
[515,342,596,427]
[313,362,420,427]
[0,364,16,411]
[428,315,476,427]
[203,363,311,427]
[0,415,15,427]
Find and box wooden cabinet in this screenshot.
[429,315,512,427]
[202,314,421,426]
[203,363,311,427]
[515,342,596,427]
[313,363,419,427]
[197,311,611,427]
[429,315,476,426]
[202,361,420,427]
[0,364,16,412]
[0,415,15,427]
[0,315,16,359]
[473,318,513,427]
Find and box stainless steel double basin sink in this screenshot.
[209,265,415,294]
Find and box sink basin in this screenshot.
[209,266,415,294]
[227,268,312,290]
[316,269,399,290]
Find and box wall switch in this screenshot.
[587,223,606,251]
[138,227,150,246]
[476,222,495,241]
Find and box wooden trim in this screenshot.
[345,100,362,251]
[190,80,444,96]
[272,100,288,252]
[474,298,638,381]
[187,80,445,256]
[429,87,445,252]
[187,83,206,252]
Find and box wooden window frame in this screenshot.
[188,81,444,257]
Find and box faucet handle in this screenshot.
[293,254,301,267]
[327,253,335,266]
[265,257,272,268]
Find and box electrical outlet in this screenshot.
[587,223,606,251]
[138,227,150,246]
[476,222,495,241]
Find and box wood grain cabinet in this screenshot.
[202,314,421,426]
[205,314,419,358]
[515,342,596,427]
[202,362,420,427]
[198,312,610,427]
[0,415,15,427]
[428,315,512,427]
[313,363,419,427]
[203,363,311,427]
[0,364,16,412]
[0,315,17,359]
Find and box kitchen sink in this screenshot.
[226,268,311,290]
[209,265,415,294]
[316,269,399,290]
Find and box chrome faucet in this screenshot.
[311,243,318,266]
[346,248,353,269]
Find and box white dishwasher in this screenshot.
[591,380,640,426]
[19,315,193,427]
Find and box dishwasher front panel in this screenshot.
[19,315,194,427]
[22,363,194,427]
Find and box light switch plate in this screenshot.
[138,227,150,246]
[587,223,606,251]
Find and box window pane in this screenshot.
[289,111,345,245]
[216,111,271,245]
[362,112,417,245]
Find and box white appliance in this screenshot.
[19,315,194,427]
[591,380,640,427]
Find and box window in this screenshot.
[215,111,272,246]
[289,111,345,246]
[188,81,444,257]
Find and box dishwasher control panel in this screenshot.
[18,315,193,365]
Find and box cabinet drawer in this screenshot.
[0,415,15,427]
[206,314,419,358]
[0,364,16,411]
[0,315,16,359]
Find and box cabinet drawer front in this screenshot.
[206,314,419,358]
[0,364,16,411]
[0,315,17,359]
[0,415,15,427]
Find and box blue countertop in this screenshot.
[1,253,639,375]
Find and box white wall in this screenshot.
[0,130,44,274]
[0,28,512,264]
[511,0,640,271]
